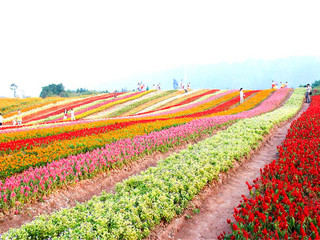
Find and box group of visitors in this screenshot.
[271,81,288,89]
[180,80,191,93]
[152,83,161,90]
[63,109,76,121]
[137,82,146,91]
[11,109,23,126]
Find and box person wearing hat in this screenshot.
[239,88,245,104]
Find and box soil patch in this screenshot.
[149,102,308,240]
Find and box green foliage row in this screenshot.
[1,89,304,239]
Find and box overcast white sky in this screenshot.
[1,0,319,97]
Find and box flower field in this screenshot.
[0,88,305,239]
[220,95,320,240]
[0,87,311,239]
[0,89,288,178]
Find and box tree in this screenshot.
[40,83,65,98]
[312,80,320,88]
[76,88,88,93]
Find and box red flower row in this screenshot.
[220,96,320,240]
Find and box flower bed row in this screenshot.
[0,90,226,143]
[220,95,320,240]
[0,88,304,239]
[167,89,272,120]
[141,89,218,114]
[154,89,210,111]
[31,91,135,124]
[75,90,154,119]
[175,90,259,119]
[0,90,243,144]
[0,88,296,211]
[1,97,62,117]
[3,97,85,124]
[131,90,238,118]
[0,89,277,175]
[22,93,116,123]
[208,89,276,117]
[0,91,229,146]
[105,90,176,118]
[3,98,62,119]
[126,90,185,116]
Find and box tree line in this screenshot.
[40,83,109,98]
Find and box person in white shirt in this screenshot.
[306,84,312,103]
[70,109,76,121]
[0,113,3,126]
[239,88,245,104]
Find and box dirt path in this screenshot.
[0,128,225,234]
[151,103,309,240]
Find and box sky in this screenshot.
[1,0,320,97]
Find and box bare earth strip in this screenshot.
[149,102,309,240]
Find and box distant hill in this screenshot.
[97,56,320,91]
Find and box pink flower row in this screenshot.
[0,89,289,210]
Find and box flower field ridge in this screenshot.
[219,96,320,239]
[0,89,304,239]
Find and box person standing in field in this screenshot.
[63,109,68,120]
[70,108,76,121]
[0,113,3,126]
[271,80,276,89]
[306,84,312,103]
[114,90,117,98]
[239,88,245,104]
[17,109,22,125]
[285,82,288,88]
